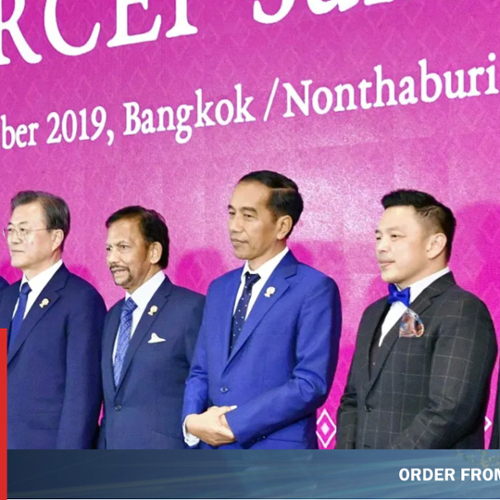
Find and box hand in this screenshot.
[186,406,237,446]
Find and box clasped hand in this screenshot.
[186,406,237,446]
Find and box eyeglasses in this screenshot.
[2,227,49,241]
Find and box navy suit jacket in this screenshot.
[99,276,205,449]
[2,265,106,449]
[0,275,8,293]
[183,251,342,449]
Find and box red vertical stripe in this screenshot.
[1,329,6,499]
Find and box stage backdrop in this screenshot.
[1,0,499,448]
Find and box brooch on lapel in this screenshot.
[399,308,425,338]
[264,286,276,298]
[148,305,158,316]
[39,298,50,308]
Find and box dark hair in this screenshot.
[11,191,70,251]
[238,170,304,237]
[106,206,170,269]
[381,189,456,260]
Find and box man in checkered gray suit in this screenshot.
[336,190,497,449]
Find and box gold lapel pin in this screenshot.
[39,298,50,308]
[148,305,158,316]
[264,286,276,298]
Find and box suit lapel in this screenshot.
[7,265,69,365]
[360,299,387,389]
[367,272,456,392]
[115,277,173,392]
[224,251,297,369]
[221,272,244,368]
[102,303,122,396]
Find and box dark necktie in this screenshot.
[8,282,32,352]
[229,272,261,355]
[387,283,411,308]
[113,297,137,387]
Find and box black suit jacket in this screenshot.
[337,273,497,449]
[99,276,204,449]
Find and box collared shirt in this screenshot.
[233,246,289,319]
[380,267,450,345]
[12,260,64,319]
[112,270,166,363]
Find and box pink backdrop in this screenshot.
[1,0,499,448]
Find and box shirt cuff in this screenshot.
[183,416,201,447]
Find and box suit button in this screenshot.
[114,405,122,411]
[220,386,229,393]
[364,405,372,413]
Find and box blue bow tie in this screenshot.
[387,284,411,307]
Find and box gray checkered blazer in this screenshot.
[336,273,497,449]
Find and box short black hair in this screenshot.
[382,189,456,260]
[238,170,304,237]
[106,206,170,269]
[11,191,70,251]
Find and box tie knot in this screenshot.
[244,272,261,290]
[123,297,137,315]
[387,283,411,307]
[20,282,31,296]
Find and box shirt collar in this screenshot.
[408,267,450,303]
[241,247,289,284]
[126,270,166,311]
[21,260,63,295]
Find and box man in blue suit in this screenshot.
[0,276,8,292]
[2,191,106,449]
[99,206,204,449]
[183,171,342,449]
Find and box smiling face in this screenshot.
[228,181,290,270]
[376,205,447,289]
[7,201,63,279]
[106,217,161,294]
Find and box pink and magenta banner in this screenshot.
[1,0,499,448]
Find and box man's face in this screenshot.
[7,202,55,274]
[376,206,434,289]
[228,181,283,267]
[106,218,155,294]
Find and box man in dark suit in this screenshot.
[183,171,342,449]
[0,276,8,292]
[99,206,204,449]
[2,191,106,449]
[491,373,500,449]
[337,190,497,449]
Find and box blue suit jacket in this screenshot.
[99,276,205,449]
[183,251,342,449]
[0,276,8,293]
[2,265,106,449]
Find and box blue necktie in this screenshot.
[387,283,411,308]
[229,272,261,355]
[8,282,32,352]
[113,297,137,387]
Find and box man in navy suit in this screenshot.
[2,191,106,449]
[183,171,342,449]
[99,206,204,449]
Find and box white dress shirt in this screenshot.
[380,267,450,345]
[112,270,165,363]
[12,260,64,319]
[184,246,289,446]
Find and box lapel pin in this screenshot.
[264,286,276,298]
[39,298,50,308]
[148,305,158,316]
